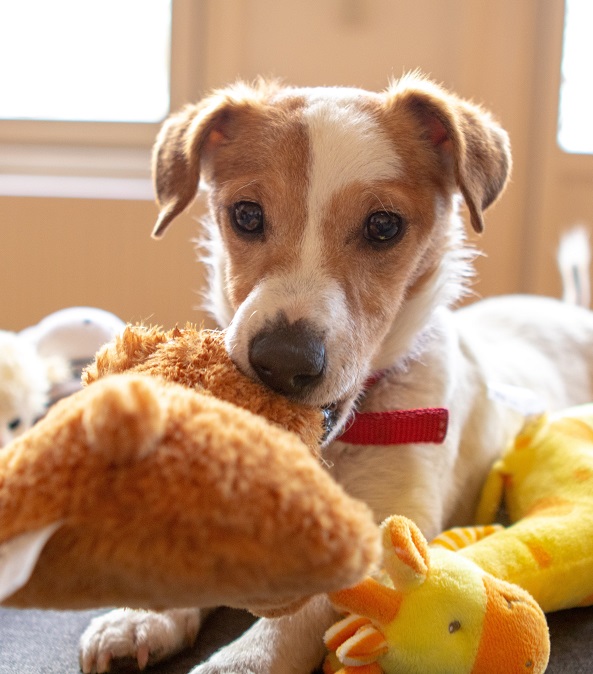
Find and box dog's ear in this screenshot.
[151,95,228,238]
[387,76,511,233]
[152,82,276,238]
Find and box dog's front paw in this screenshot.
[189,657,271,674]
[188,637,305,674]
[188,625,316,674]
[190,596,336,674]
[190,664,256,674]
[79,607,202,673]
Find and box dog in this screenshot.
[79,74,593,674]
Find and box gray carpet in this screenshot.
[0,605,591,673]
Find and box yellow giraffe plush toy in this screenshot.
[324,402,593,673]
[460,401,593,612]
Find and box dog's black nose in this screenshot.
[249,320,326,397]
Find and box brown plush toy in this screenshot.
[0,325,380,616]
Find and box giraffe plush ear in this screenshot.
[381,516,430,590]
[386,75,512,233]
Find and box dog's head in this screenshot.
[151,74,511,438]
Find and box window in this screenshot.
[0,0,171,124]
[0,0,204,198]
[558,0,593,154]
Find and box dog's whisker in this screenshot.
[230,180,259,200]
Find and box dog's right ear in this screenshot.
[152,80,277,239]
[151,95,228,238]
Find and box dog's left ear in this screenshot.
[387,76,511,233]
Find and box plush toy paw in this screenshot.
[323,652,383,674]
[79,608,202,673]
[81,375,167,462]
[324,615,387,671]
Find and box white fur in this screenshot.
[302,96,402,256]
[370,202,475,372]
[197,218,235,328]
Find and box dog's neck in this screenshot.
[369,213,474,374]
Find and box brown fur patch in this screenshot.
[202,99,310,309]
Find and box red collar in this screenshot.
[337,371,449,445]
[338,407,449,445]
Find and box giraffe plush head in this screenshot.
[324,515,550,674]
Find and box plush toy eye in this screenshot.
[8,417,21,431]
[364,211,404,243]
[448,620,461,634]
[231,201,264,235]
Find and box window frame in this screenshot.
[0,0,206,195]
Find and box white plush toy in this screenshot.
[1,308,125,447]
[20,307,126,404]
[0,332,58,448]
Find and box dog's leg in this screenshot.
[190,595,338,674]
[79,607,206,673]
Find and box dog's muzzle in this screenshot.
[248,318,326,399]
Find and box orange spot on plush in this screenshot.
[578,593,593,608]
[330,578,403,627]
[573,467,593,483]
[473,575,550,674]
[525,496,574,518]
[553,417,593,442]
[524,540,553,570]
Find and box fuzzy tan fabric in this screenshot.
[84,325,323,451]
[0,326,380,615]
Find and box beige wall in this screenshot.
[1,0,576,332]
[0,196,213,331]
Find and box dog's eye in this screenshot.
[231,201,264,235]
[364,211,404,243]
[8,417,21,431]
